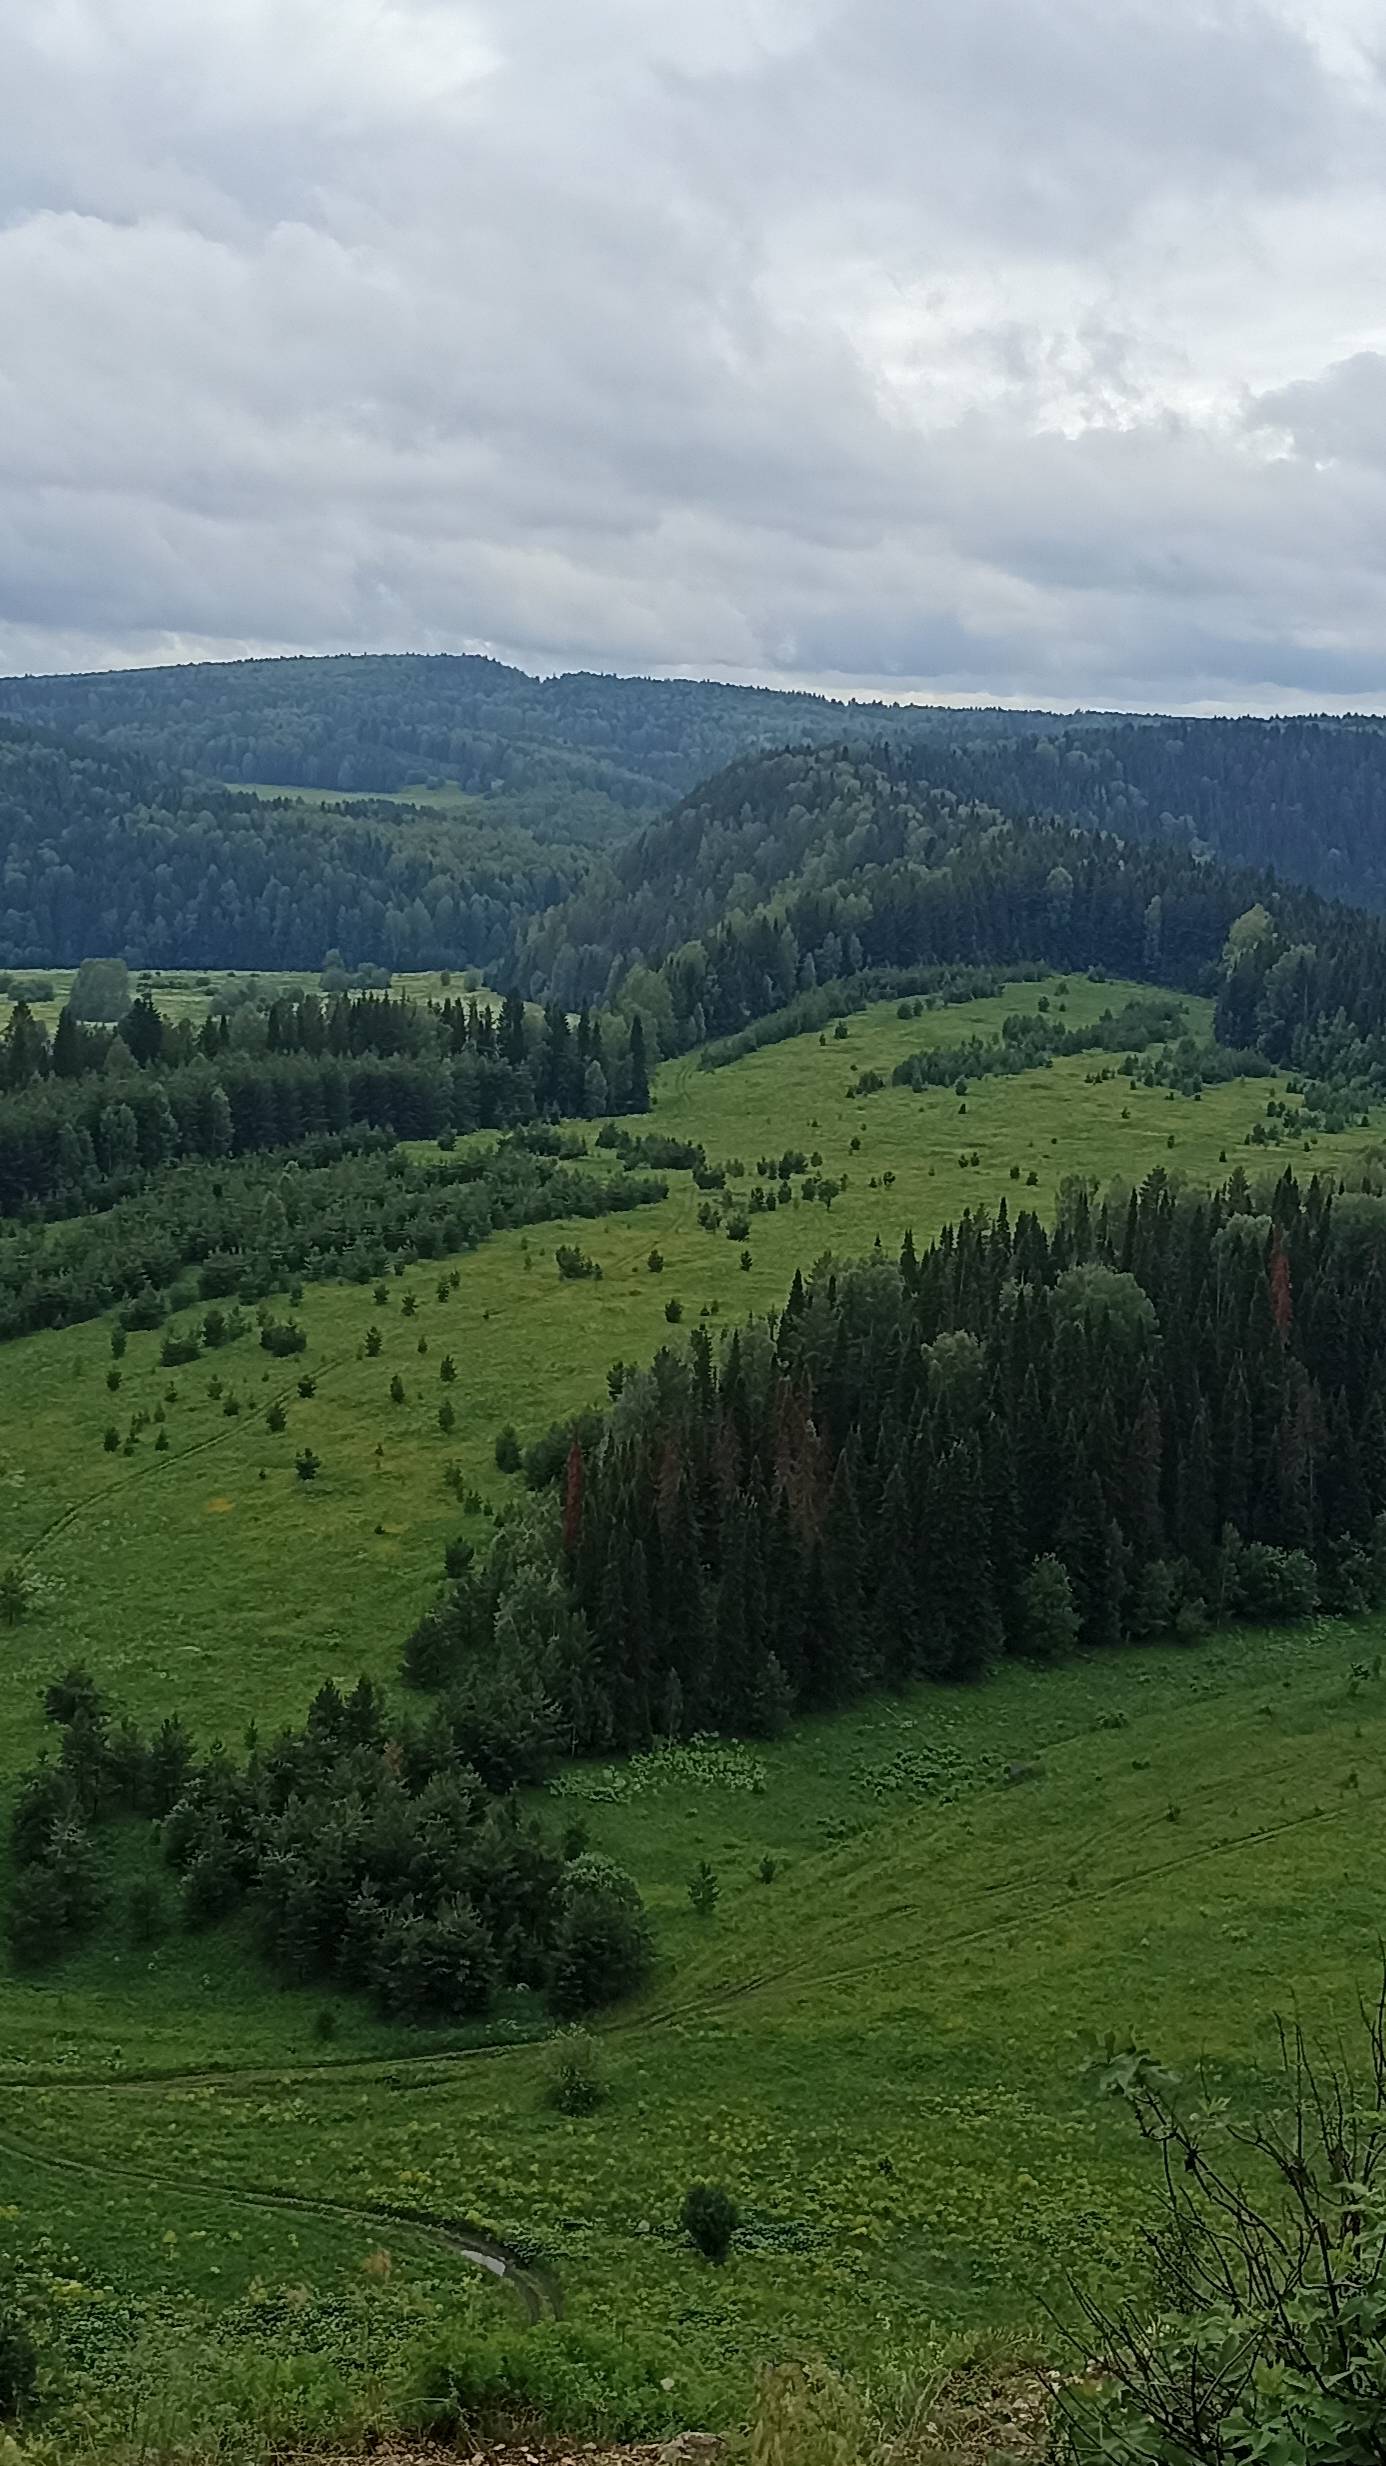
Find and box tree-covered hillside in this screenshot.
[0,722,589,971]
[515,743,1386,1095]
[905,717,1386,906]
[0,651,1077,810]
[6,655,1386,913]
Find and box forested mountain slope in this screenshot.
[0,722,588,971]
[906,716,1386,906]
[0,650,1079,810]
[6,655,1386,911]
[514,742,1386,1068]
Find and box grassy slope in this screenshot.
[2,973,1385,2406]
[6,1623,1384,2388]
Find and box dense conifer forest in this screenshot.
[0,981,650,1222]
[7,658,1386,949]
[0,651,1072,807]
[403,1166,1386,1767]
[517,746,1386,1103]
[0,722,591,971]
[11,1666,653,2023]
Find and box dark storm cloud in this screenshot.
[2,0,1385,709]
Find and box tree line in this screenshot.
[15,656,1386,913]
[0,985,650,1220]
[0,1135,667,1343]
[9,1666,652,2023]
[404,1164,1386,1764]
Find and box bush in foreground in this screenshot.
[1062,1983,1386,2463]
[397,2319,710,2445]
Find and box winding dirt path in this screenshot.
[0,2118,560,2320]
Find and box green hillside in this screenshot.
[2,971,1385,2444]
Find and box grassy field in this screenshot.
[235,780,489,814]
[3,971,1386,2424]
[4,1619,1384,2411]
[0,964,504,1038]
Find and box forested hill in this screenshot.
[5,655,1386,910]
[0,651,1084,813]
[0,721,589,972]
[513,743,1386,1099]
[514,741,1208,1010]
[900,717,1386,907]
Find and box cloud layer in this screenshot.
[4,0,1386,709]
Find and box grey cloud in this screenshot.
[1248,353,1386,469]
[3,0,1386,710]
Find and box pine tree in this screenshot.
[628,1013,651,1111]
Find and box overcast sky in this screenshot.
[4,0,1386,711]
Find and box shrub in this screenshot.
[265,1400,287,1434]
[439,1400,456,1434]
[297,1373,316,1398]
[364,1325,383,1356]
[664,1297,684,1323]
[646,1247,664,1273]
[397,2320,702,2445]
[260,1318,307,1357]
[389,1373,407,1405]
[688,1860,719,1917]
[555,1244,601,1281]
[681,2180,738,2264]
[295,1448,321,1482]
[0,2309,37,2419]
[544,2027,607,2116]
[0,1566,31,1629]
[1063,1988,1386,2465]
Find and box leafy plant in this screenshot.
[0,2308,37,2419]
[544,2027,607,2117]
[687,1860,719,1917]
[1063,1980,1386,2464]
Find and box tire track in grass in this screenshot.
[638,1799,1343,2026]
[0,2120,560,2320]
[17,1349,358,1570]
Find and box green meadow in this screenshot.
[3,1619,1384,2409]
[0,966,502,1039]
[2,971,1386,2418]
